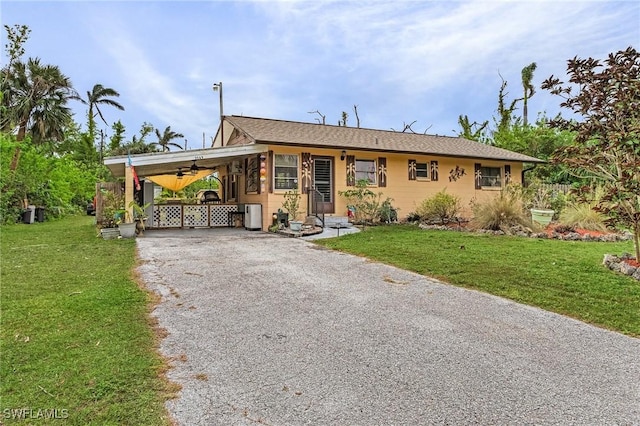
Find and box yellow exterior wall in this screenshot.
[261,146,523,228]
[217,146,525,230]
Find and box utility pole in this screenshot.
[213,81,224,146]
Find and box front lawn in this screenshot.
[315,225,640,337]
[0,216,176,425]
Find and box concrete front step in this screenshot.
[321,216,353,228]
[305,215,352,228]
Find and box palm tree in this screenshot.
[2,58,75,170]
[3,58,74,142]
[78,84,125,126]
[151,126,184,152]
[521,62,537,126]
[75,84,125,144]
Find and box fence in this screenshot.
[539,183,572,195]
[95,182,123,226]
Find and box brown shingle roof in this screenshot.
[225,116,544,163]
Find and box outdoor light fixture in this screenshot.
[176,168,184,179]
[190,160,200,175]
[212,82,224,146]
[341,150,346,161]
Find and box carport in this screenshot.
[104,144,268,229]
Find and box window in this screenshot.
[274,154,298,190]
[480,166,501,187]
[355,159,377,185]
[416,162,429,179]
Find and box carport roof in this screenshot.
[104,144,268,178]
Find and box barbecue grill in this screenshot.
[200,190,221,204]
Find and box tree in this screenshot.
[495,72,523,134]
[493,115,576,183]
[151,126,184,152]
[74,83,124,152]
[521,62,537,126]
[109,122,157,155]
[542,47,640,260]
[2,58,75,171]
[1,24,30,129]
[108,120,126,152]
[457,114,489,142]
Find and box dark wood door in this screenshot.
[312,157,334,213]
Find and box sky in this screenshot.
[2,1,639,150]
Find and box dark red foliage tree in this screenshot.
[542,47,640,260]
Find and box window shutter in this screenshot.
[474,163,482,189]
[268,151,274,193]
[431,160,439,181]
[346,155,356,186]
[378,157,387,187]
[408,159,416,181]
[504,165,511,185]
[301,152,312,193]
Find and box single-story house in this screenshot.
[105,115,543,231]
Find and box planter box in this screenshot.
[101,228,120,240]
[531,209,554,226]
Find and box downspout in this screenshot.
[522,163,538,187]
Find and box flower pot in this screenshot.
[101,228,120,240]
[289,221,303,232]
[118,222,137,239]
[531,209,554,226]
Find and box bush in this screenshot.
[415,189,461,224]
[559,187,608,231]
[1,134,101,224]
[378,197,398,223]
[339,180,385,225]
[470,188,532,231]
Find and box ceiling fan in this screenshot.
[189,160,213,175]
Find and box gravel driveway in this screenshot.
[137,229,640,425]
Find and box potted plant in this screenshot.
[99,190,123,239]
[117,209,137,239]
[129,200,151,235]
[282,189,303,231]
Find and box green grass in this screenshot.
[0,216,174,425]
[316,225,640,337]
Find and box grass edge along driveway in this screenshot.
[0,216,178,425]
[315,224,640,337]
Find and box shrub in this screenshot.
[470,188,532,231]
[339,180,385,225]
[415,189,461,224]
[378,197,398,223]
[559,187,608,231]
[520,181,567,219]
[282,189,302,221]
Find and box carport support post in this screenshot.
[125,164,134,222]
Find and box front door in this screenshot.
[312,157,334,214]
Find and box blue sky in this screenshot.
[2,1,639,149]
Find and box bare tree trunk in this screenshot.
[353,105,360,128]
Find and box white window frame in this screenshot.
[415,162,430,180]
[274,154,299,190]
[480,166,502,188]
[355,159,377,185]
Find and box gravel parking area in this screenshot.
[137,229,640,425]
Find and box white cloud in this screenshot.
[3,0,637,141]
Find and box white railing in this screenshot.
[151,204,241,228]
